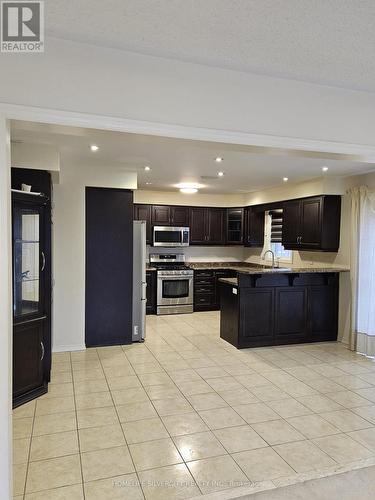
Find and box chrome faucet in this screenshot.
[263,250,275,268]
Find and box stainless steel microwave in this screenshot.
[153,226,190,247]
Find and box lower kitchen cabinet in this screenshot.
[146,270,157,314]
[194,269,237,311]
[220,272,339,348]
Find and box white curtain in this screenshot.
[349,186,375,356]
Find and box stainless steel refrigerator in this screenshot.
[132,221,147,341]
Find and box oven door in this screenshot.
[157,275,193,306]
[153,227,189,247]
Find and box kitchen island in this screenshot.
[219,268,348,349]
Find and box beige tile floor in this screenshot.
[12,311,375,500]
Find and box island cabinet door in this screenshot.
[308,285,338,340]
[275,287,308,342]
[239,288,274,346]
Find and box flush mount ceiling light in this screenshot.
[90,144,99,152]
[144,165,151,171]
[215,157,223,163]
[176,182,202,194]
[322,166,329,172]
[217,171,225,177]
[283,177,289,182]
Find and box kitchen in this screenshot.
[8,119,375,500]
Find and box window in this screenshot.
[263,210,293,263]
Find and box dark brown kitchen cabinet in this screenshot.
[282,195,341,251]
[134,204,152,244]
[151,205,189,226]
[146,270,157,314]
[189,207,225,245]
[190,208,207,243]
[12,168,52,408]
[194,270,215,310]
[275,287,308,339]
[194,268,237,311]
[220,272,339,348]
[243,207,265,247]
[170,206,189,226]
[208,208,225,244]
[152,205,170,225]
[226,208,244,245]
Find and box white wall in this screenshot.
[11,142,60,172]
[1,38,375,149]
[0,117,12,498]
[135,189,245,207]
[52,162,137,352]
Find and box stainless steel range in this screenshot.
[150,254,194,315]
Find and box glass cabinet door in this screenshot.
[13,205,44,319]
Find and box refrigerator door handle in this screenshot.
[141,281,147,301]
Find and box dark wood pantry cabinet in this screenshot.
[282,195,341,251]
[11,169,52,408]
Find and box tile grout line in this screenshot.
[98,345,147,500]
[70,350,86,500]
[122,341,202,497]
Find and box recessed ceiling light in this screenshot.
[215,157,223,163]
[322,166,329,172]
[283,177,289,182]
[144,165,151,171]
[145,182,152,185]
[90,145,99,152]
[180,188,198,194]
[217,171,225,177]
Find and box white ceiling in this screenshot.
[11,121,375,194]
[46,0,375,92]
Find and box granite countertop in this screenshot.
[147,262,349,274]
[219,277,239,286]
[190,262,349,274]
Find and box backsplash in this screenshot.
[146,245,245,263]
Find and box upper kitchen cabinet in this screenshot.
[208,208,225,244]
[190,207,206,243]
[152,205,189,226]
[170,206,189,226]
[134,204,152,244]
[226,208,244,245]
[189,207,225,245]
[243,207,265,247]
[282,195,341,251]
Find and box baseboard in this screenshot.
[52,344,86,353]
[356,332,375,357]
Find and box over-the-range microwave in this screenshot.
[153,226,190,247]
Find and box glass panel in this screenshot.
[155,230,182,243]
[14,211,41,316]
[162,279,189,298]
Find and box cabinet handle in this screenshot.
[41,251,46,271]
[40,341,45,361]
